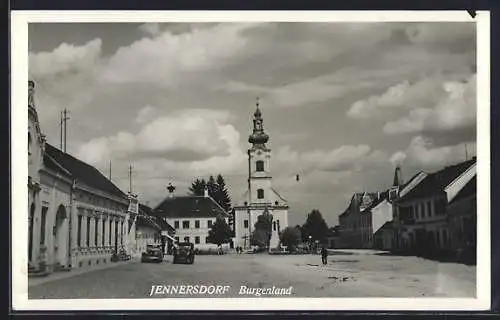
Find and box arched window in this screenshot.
[28,133,32,156]
[257,189,264,199]
[256,160,264,172]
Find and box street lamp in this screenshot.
[308,235,312,253]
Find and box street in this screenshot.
[28,250,476,299]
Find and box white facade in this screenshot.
[164,216,230,250]
[134,224,161,255]
[233,102,289,249]
[28,80,132,275]
[371,199,393,235]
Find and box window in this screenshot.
[121,221,124,245]
[184,236,190,243]
[86,217,91,247]
[208,220,213,228]
[205,236,210,244]
[257,189,264,199]
[256,160,264,172]
[195,220,200,228]
[174,220,179,229]
[77,215,82,247]
[244,220,249,229]
[109,220,112,244]
[174,236,179,243]
[427,201,432,217]
[182,221,190,229]
[195,236,200,244]
[40,207,48,245]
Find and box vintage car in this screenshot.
[172,242,195,264]
[141,244,164,263]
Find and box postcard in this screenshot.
[11,10,491,311]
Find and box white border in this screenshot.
[11,10,491,311]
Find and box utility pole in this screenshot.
[109,160,112,181]
[60,111,63,150]
[62,108,70,153]
[465,143,469,161]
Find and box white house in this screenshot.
[152,187,230,250]
[233,101,289,250]
[28,80,133,276]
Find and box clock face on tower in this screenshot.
[256,120,262,130]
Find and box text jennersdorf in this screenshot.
[239,286,293,296]
[149,285,230,296]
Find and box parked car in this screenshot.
[172,242,195,264]
[141,244,163,263]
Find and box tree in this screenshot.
[302,209,329,244]
[215,174,232,212]
[189,178,206,196]
[251,210,273,248]
[250,228,269,247]
[189,174,232,212]
[207,215,233,246]
[280,227,302,251]
[207,175,217,196]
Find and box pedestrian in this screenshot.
[321,245,328,265]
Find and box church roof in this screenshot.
[44,143,128,200]
[152,195,228,219]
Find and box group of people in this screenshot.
[235,246,245,254]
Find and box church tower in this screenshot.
[233,99,289,250]
[247,98,272,205]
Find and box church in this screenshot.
[233,100,289,250]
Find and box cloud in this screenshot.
[139,23,162,36]
[347,75,447,119]
[101,23,259,86]
[136,105,157,124]
[390,136,476,170]
[404,23,475,53]
[29,22,477,226]
[29,38,102,79]
[76,109,242,167]
[383,74,476,134]
[274,144,388,175]
[390,151,407,166]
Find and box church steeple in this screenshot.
[248,97,269,148]
[393,165,403,187]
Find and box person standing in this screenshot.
[321,245,328,265]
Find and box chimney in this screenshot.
[167,183,176,198]
[204,186,209,198]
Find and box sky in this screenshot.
[28,22,477,227]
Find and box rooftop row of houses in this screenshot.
[330,157,477,262]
